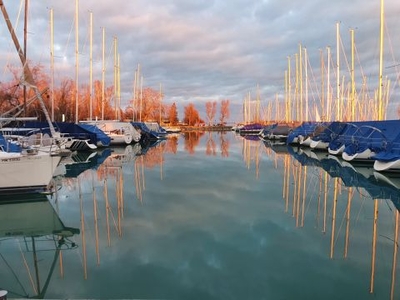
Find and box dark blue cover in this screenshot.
[131,122,165,141]
[21,121,111,147]
[0,133,21,152]
[287,122,320,144]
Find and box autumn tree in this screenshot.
[0,81,21,115]
[133,87,164,121]
[219,99,230,125]
[167,102,179,125]
[183,103,202,126]
[0,62,122,122]
[54,78,74,121]
[205,101,217,125]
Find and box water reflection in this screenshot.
[3,132,400,299]
[0,193,79,299]
[265,142,400,298]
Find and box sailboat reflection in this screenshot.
[55,148,112,179]
[288,146,400,210]
[286,145,400,297]
[0,193,80,299]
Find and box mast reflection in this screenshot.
[277,145,400,298]
[0,193,79,299]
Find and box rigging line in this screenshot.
[62,15,75,59]
[354,44,374,102]
[339,30,351,75]
[78,11,90,57]
[384,20,400,98]
[0,251,29,297]
[305,55,322,119]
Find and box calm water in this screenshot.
[1,131,400,299]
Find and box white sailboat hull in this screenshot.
[299,136,312,147]
[0,152,61,193]
[81,121,140,145]
[310,140,329,150]
[374,159,400,172]
[328,144,345,155]
[342,148,374,162]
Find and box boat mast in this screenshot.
[117,53,121,120]
[287,56,291,122]
[89,11,93,121]
[326,46,331,120]
[113,36,117,120]
[50,8,54,121]
[299,44,303,122]
[159,83,162,125]
[75,0,79,123]
[101,27,105,120]
[295,53,299,121]
[336,22,340,121]
[23,0,28,116]
[320,49,325,121]
[304,47,308,122]
[350,28,355,121]
[378,0,384,120]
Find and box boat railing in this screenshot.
[330,122,360,143]
[347,125,389,153]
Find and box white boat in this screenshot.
[164,126,182,133]
[0,149,61,193]
[328,144,345,155]
[80,120,141,145]
[298,135,313,147]
[374,159,400,172]
[309,139,330,150]
[0,2,66,194]
[342,148,375,162]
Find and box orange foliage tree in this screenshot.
[183,103,203,126]
[132,87,164,122]
[0,62,121,122]
[167,102,179,125]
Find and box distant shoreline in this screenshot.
[179,125,233,131]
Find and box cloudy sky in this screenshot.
[1,0,399,122]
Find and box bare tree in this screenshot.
[219,99,230,125]
[205,101,217,125]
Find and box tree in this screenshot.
[134,87,164,121]
[183,103,202,126]
[167,102,179,125]
[219,99,230,124]
[205,101,217,125]
[55,78,74,121]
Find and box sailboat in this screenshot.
[0,1,67,194]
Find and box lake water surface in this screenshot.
[1,131,400,299]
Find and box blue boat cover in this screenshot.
[21,121,111,147]
[131,122,165,140]
[342,120,400,156]
[0,133,21,152]
[287,122,321,144]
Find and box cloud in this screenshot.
[1,0,399,121]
